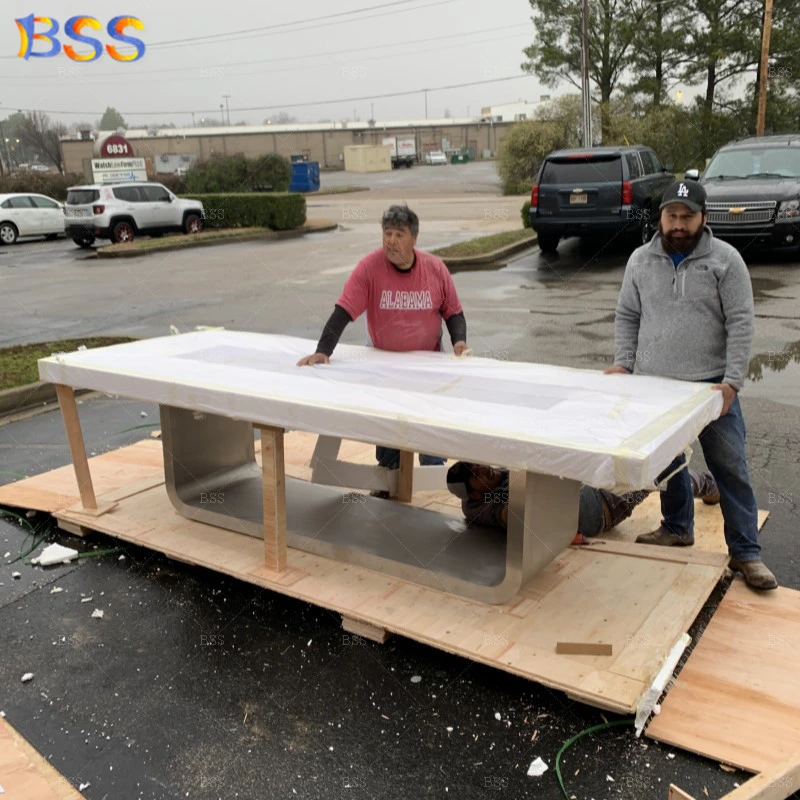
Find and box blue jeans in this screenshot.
[375,446,447,468]
[660,380,760,561]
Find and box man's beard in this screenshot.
[658,223,704,254]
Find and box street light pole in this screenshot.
[424,89,428,119]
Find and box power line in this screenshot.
[0,0,460,60]
[8,73,535,117]
[0,32,528,88]
[2,24,524,81]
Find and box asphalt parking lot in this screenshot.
[1,163,799,799]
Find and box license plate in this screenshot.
[66,208,86,217]
[569,194,588,204]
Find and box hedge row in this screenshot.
[0,172,84,201]
[182,192,306,231]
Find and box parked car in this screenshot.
[425,151,447,166]
[63,181,205,247]
[528,145,675,253]
[0,192,65,245]
[685,134,800,253]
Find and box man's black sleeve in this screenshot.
[445,311,467,346]
[316,304,353,356]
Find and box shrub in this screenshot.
[183,153,291,194]
[521,200,532,228]
[181,192,306,231]
[496,121,567,195]
[0,172,85,201]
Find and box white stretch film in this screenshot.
[39,331,723,491]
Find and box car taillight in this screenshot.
[531,184,539,209]
[92,204,105,214]
[621,181,633,205]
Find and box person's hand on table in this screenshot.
[454,341,470,357]
[712,382,737,416]
[297,352,330,367]
[604,365,631,375]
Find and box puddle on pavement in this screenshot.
[746,340,800,405]
[448,260,506,275]
[750,276,787,300]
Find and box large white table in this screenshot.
[39,331,723,604]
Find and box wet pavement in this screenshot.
[1,182,799,797]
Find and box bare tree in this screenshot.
[18,111,67,173]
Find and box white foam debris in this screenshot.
[91,609,104,619]
[527,757,548,777]
[31,543,79,567]
[21,673,34,683]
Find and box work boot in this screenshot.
[635,527,695,547]
[729,559,778,590]
[689,469,721,505]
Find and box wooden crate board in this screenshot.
[647,580,800,773]
[3,435,766,715]
[0,717,85,799]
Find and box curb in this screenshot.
[438,232,538,269]
[96,221,339,259]
[0,381,93,420]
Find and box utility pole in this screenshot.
[581,0,593,147]
[424,89,428,119]
[223,95,231,126]
[755,0,774,136]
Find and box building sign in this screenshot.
[98,134,134,157]
[91,157,147,183]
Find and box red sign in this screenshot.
[99,135,134,158]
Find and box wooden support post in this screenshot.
[55,384,97,511]
[258,425,287,573]
[395,450,414,503]
[668,785,696,800]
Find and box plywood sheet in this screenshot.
[0,717,85,799]
[647,580,800,773]
[0,439,733,715]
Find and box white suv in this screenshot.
[64,182,204,247]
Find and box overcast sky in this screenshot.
[3,0,551,128]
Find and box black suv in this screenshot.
[528,145,675,253]
[685,134,800,253]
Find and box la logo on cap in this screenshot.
[677,183,690,197]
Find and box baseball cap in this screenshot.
[446,461,473,500]
[659,180,707,213]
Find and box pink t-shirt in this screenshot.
[336,248,463,352]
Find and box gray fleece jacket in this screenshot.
[614,226,754,391]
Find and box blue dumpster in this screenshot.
[289,161,320,192]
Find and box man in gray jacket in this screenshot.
[606,179,776,590]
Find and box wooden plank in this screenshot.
[0,717,86,799]
[648,582,800,773]
[718,756,800,799]
[668,785,696,800]
[342,616,391,643]
[257,425,287,573]
[556,641,613,656]
[395,450,414,502]
[54,384,97,510]
[0,439,750,715]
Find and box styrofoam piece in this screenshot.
[31,543,79,567]
[37,330,724,491]
[527,757,548,777]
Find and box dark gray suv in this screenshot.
[685,134,800,253]
[529,145,675,253]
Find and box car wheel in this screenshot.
[184,213,203,234]
[537,233,559,254]
[72,235,95,248]
[112,221,135,243]
[0,222,18,245]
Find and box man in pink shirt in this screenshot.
[297,204,468,480]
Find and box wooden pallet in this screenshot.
[0,435,752,716]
